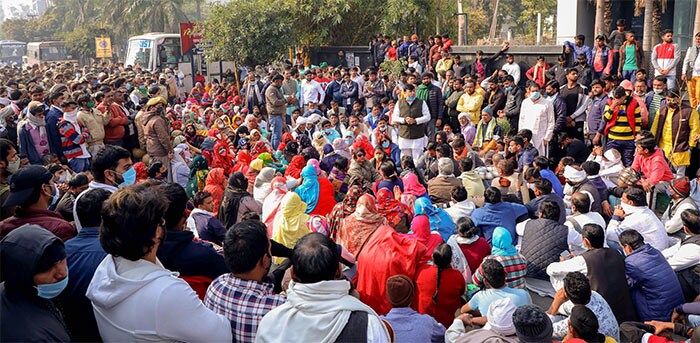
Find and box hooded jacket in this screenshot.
[0,224,71,342]
[86,255,232,342]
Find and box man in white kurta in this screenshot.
[519,85,555,156]
[391,84,431,162]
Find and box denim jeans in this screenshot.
[606,139,636,167]
[621,69,636,82]
[69,157,90,173]
[269,115,284,150]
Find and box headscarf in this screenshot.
[306,215,330,236]
[352,134,374,156]
[258,152,274,166]
[250,141,271,159]
[332,138,351,159]
[413,197,456,242]
[306,159,323,176]
[400,215,443,258]
[285,155,306,179]
[283,141,299,165]
[297,134,312,150]
[203,168,226,217]
[302,146,320,161]
[336,194,387,256]
[320,144,339,174]
[262,176,288,237]
[133,162,148,184]
[212,140,234,175]
[186,154,209,198]
[294,165,320,213]
[403,172,427,196]
[272,192,310,252]
[278,132,295,151]
[201,136,216,151]
[312,131,327,154]
[491,227,518,257]
[232,150,252,174]
[327,185,362,239]
[375,188,412,229]
[253,167,276,202]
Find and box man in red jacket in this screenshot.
[0,165,74,241]
[103,89,128,147]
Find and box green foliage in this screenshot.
[198,0,292,66]
[379,59,407,78]
[62,22,105,60]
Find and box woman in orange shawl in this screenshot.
[231,150,252,175]
[203,168,226,217]
[327,186,362,240]
[335,195,387,256]
[351,134,374,157]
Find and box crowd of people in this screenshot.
[0,20,700,343]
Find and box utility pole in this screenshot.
[594,0,604,36]
[457,0,466,45]
[488,0,499,42]
[694,0,700,38]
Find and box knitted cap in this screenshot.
[512,304,553,343]
[385,275,414,307]
[618,167,640,186]
[670,177,691,197]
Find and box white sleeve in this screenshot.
[665,203,695,234]
[156,280,232,342]
[547,256,587,291]
[444,319,466,343]
[665,243,700,271]
[566,224,585,254]
[415,101,431,125]
[513,65,521,85]
[391,103,404,124]
[367,315,391,343]
[317,83,326,104]
[605,219,624,244]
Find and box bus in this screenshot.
[24,41,78,67]
[0,40,26,66]
[124,33,192,72]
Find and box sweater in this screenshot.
[520,218,569,280]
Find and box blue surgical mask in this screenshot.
[530,91,541,100]
[345,138,354,145]
[48,184,59,207]
[324,129,332,135]
[35,275,68,299]
[505,86,513,93]
[117,167,136,188]
[125,83,132,90]
[406,96,416,101]
[382,141,390,148]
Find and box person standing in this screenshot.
[242,73,265,114]
[502,54,521,85]
[681,33,700,108]
[57,100,91,173]
[76,93,110,157]
[265,74,287,150]
[651,29,681,89]
[591,35,613,79]
[45,91,66,162]
[340,73,359,115]
[391,84,430,162]
[143,97,171,172]
[103,89,128,147]
[618,31,644,82]
[363,70,385,115]
[444,78,465,131]
[650,88,700,177]
[560,68,589,140]
[594,86,642,166]
[519,82,555,156]
[457,80,484,126]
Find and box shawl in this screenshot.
[332,138,351,159]
[250,141,271,159]
[306,215,330,236]
[312,131,328,155]
[375,188,412,229]
[400,214,442,259]
[231,150,252,174]
[309,177,337,217]
[218,172,251,229]
[211,141,234,175]
[186,155,209,198]
[262,176,288,237]
[352,134,374,156]
[272,192,310,250]
[133,162,148,184]
[277,132,295,151]
[491,227,518,257]
[294,165,320,213]
[473,118,498,148]
[200,136,216,151]
[414,197,456,242]
[203,168,226,217]
[416,83,430,102]
[327,185,362,240]
[446,234,473,283]
[285,155,306,179]
[336,194,387,256]
[253,167,276,203]
[403,172,427,197]
[297,134,312,150]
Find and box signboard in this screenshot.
[95,37,112,58]
[180,22,202,55]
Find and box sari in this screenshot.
[186,155,209,199]
[401,172,428,212]
[211,141,234,175]
[400,215,443,260]
[272,192,310,253]
[133,162,148,184]
[231,150,252,175]
[414,197,456,242]
[253,167,276,203]
[336,195,387,256]
[352,134,374,156]
[375,188,412,229]
[327,186,362,240]
[332,138,351,160]
[294,165,320,213]
[285,155,306,179]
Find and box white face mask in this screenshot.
[6,158,19,173]
[653,88,664,94]
[620,202,634,213]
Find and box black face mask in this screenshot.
[668,101,679,109]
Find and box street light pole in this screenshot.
[453,12,469,45]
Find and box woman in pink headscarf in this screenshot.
[400,172,429,214]
[261,176,288,237]
[401,215,443,261]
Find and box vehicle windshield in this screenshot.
[39,46,68,61]
[0,45,25,59]
[125,39,153,69]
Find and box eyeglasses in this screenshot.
[356,154,365,158]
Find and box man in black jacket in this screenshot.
[499,75,524,135]
[418,72,444,139]
[485,76,506,113]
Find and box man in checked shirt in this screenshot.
[204,220,285,342]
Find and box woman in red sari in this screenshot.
[211,141,234,175]
[415,243,466,328]
[231,150,252,175]
[335,194,387,256]
[375,188,412,232]
[352,134,374,157]
[401,215,443,261]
